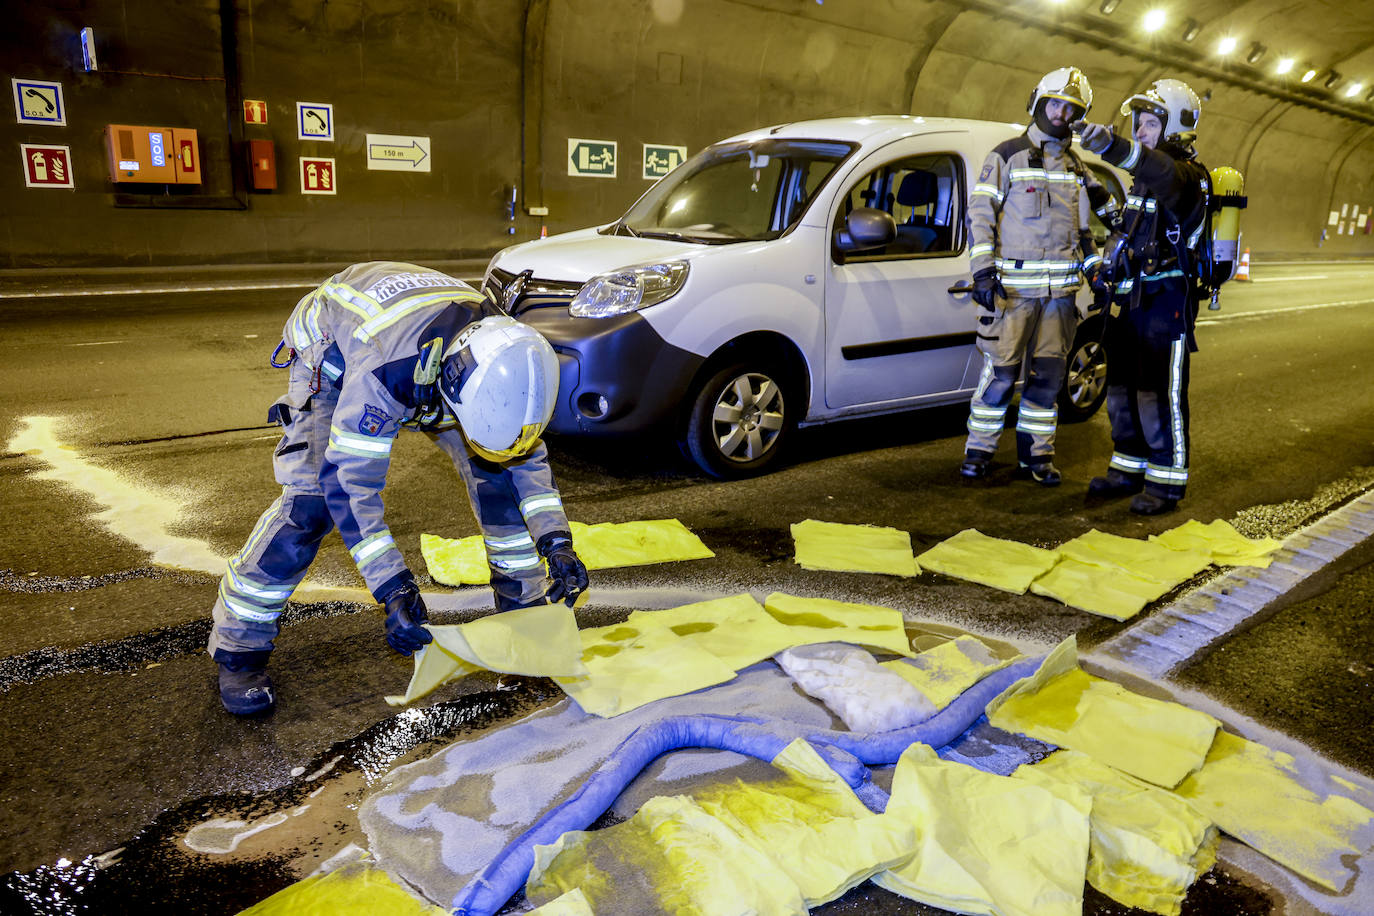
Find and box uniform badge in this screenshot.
[979,163,992,181]
[358,404,391,436]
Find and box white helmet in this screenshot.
[1121,79,1201,143]
[437,316,559,462]
[1028,67,1093,118]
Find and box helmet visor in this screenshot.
[465,421,544,462]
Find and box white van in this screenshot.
[483,116,1124,477]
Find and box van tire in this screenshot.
[1059,317,1109,422]
[684,359,796,478]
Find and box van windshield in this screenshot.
[604,138,856,244]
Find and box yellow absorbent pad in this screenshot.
[1151,518,1283,568]
[1030,556,1176,621]
[882,635,1020,710]
[626,593,799,670]
[524,739,916,914]
[874,742,1091,916]
[237,860,448,916]
[987,637,1218,789]
[1172,730,1374,892]
[552,616,740,718]
[526,888,594,916]
[762,592,915,658]
[1015,750,1219,916]
[421,519,715,586]
[1056,528,1213,587]
[791,519,918,577]
[916,528,1060,594]
[562,593,914,717]
[386,603,588,706]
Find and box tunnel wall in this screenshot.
[1,0,1371,268]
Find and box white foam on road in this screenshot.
[7,415,369,601]
[9,416,226,575]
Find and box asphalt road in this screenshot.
[0,259,1371,914]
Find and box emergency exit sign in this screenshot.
[568,138,616,178]
[643,144,686,180]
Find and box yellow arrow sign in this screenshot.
[365,133,432,172]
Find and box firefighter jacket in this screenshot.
[1094,134,1210,321]
[280,261,570,600]
[969,124,1114,298]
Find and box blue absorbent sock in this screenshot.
[449,656,1039,916]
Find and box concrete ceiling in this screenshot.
[1074,0,1374,99]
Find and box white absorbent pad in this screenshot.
[774,643,937,733]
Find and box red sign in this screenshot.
[300,156,336,195]
[243,99,268,124]
[21,144,74,188]
[179,138,196,174]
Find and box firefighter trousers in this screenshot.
[1101,281,1193,502]
[964,294,1077,464]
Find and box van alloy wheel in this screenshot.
[684,359,796,478]
[711,371,785,462]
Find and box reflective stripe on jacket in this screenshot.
[969,124,1107,298]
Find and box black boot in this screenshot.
[215,650,275,716]
[960,450,993,479]
[1130,492,1178,516]
[1019,460,1062,487]
[1088,471,1144,499]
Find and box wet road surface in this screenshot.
[1,261,1372,914]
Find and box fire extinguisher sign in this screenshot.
[20,143,74,188]
[299,156,336,195]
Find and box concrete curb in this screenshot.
[1094,489,1374,677]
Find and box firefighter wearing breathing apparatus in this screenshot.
[961,67,1117,487]
[208,262,588,716]
[1075,79,1234,515]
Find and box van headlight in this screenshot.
[569,261,689,318]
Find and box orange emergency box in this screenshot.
[105,124,202,184]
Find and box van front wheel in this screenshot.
[684,361,794,479]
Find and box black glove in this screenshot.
[537,534,588,607]
[1072,121,1113,155]
[382,582,433,656]
[971,268,1003,310]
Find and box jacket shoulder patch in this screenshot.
[358,404,392,436]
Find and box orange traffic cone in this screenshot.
[539,225,548,239]
[1234,248,1251,281]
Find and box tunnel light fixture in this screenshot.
[1324,70,1342,89]
[1181,18,1201,42]
[1366,86,1374,103]
[1275,58,1294,75]
[1301,68,1318,83]
[1245,42,1266,65]
[1345,82,1364,98]
[1142,9,1167,32]
[1216,36,1238,56]
[1099,0,1120,15]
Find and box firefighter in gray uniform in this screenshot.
[208,261,588,715]
[961,67,1114,486]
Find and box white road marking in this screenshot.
[68,340,127,347]
[1198,297,1373,323]
[0,281,318,299]
[0,276,485,300]
[1250,274,1328,282]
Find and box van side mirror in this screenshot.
[835,207,897,253]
